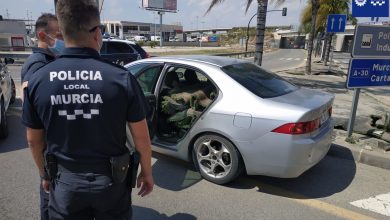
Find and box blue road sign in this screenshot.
[348,58,390,88]
[352,25,390,58]
[352,0,389,17]
[326,14,347,33]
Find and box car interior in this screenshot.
[156,66,217,142]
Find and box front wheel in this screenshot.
[192,134,243,185]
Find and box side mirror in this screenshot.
[4,58,14,65]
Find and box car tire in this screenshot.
[0,99,8,139]
[10,79,16,104]
[192,134,243,185]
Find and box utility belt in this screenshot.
[45,152,140,188]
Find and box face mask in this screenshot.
[48,39,65,56]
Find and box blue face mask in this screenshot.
[48,39,65,56]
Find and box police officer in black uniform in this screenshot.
[21,13,64,91]
[20,13,63,220]
[22,0,154,219]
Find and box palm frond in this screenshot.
[206,0,226,14]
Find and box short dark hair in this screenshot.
[35,13,57,36]
[56,0,100,42]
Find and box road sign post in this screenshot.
[326,14,347,33]
[347,57,390,137]
[352,25,390,57]
[326,15,346,72]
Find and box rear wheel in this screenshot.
[0,99,8,139]
[192,134,243,184]
[10,79,16,104]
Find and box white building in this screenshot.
[102,20,183,41]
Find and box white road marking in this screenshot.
[280,58,286,60]
[304,59,307,61]
[350,193,390,217]
[286,58,293,61]
[295,58,301,61]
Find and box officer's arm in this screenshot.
[128,119,152,176]
[26,128,46,178]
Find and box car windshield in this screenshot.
[222,63,297,98]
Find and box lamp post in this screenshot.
[245,8,287,57]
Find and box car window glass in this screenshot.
[137,66,163,95]
[222,63,297,98]
[107,42,134,53]
[127,63,150,75]
[100,42,107,53]
[131,43,146,54]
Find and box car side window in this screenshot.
[107,42,134,54]
[100,42,107,54]
[137,66,163,95]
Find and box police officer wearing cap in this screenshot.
[22,0,154,219]
[20,13,64,220]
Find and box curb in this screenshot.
[328,143,390,170]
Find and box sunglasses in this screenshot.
[89,24,106,33]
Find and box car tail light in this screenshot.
[272,119,320,135]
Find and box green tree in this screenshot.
[207,0,285,66]
[301,0,353,73]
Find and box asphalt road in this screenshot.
[255,49,307,72]
[1,51,390,220]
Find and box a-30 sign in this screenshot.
[352,0,389,17]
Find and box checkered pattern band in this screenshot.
[58,109,100,120]
[371,0,386,6]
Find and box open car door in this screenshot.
[128,63,164,138]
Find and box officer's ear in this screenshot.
[37,31,47,42]
[93,28,101,42]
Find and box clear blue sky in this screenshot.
[2,0,306,29]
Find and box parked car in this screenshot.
[125,56,334,184]
[150,36,161,41]
[100,39,150,66]
[0,57,16,138]
[133,36,147,42]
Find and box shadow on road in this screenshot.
[133,206,197,220]
[0,114,27,153]
[226,151,357,200]
[151,152,202,191]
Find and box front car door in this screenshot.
[127,62,164,137]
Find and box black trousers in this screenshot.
[48,172,132,220]
[40,183,49,220]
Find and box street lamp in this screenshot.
[245,8,287,57]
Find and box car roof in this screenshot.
[145,55,250,68]
[103,38,136,45]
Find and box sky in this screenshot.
[1,0,307,30]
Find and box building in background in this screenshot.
[102,20,183,41]
[0,16,28,51]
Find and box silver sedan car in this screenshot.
[125,56,334,184]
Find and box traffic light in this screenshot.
[282,7,287,16]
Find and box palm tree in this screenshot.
[304,0,320,75]
[207,0,285,66]
[301,0,352,74]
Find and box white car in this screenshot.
[0,58,16,138]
